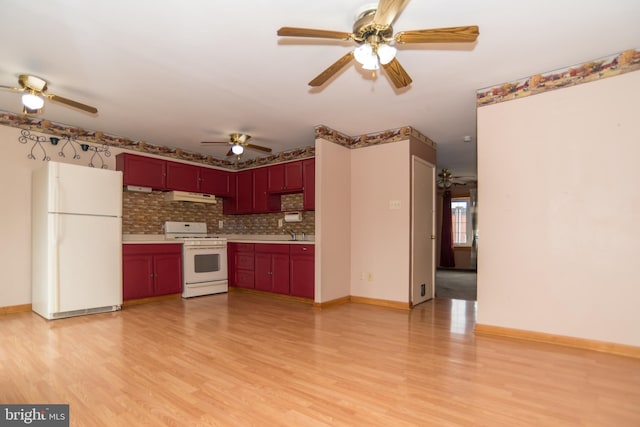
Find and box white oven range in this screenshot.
[164,221,228,298]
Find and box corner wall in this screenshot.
[315,139,351,302]
[477,70,640,347]
[350,140,411,303]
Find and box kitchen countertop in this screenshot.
[122,234,315,245]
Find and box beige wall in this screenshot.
[0,125,120,306]
[477,70,640,347]
[315,139,351,302]
[350,140,411,303]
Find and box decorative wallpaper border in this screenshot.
[477,49,640,107]
[1,118,434,172]
[0,111,315,170]
[315,125,436,149]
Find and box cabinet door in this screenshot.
[122,254,155,300]
[253,167,281,213]
[302,158,315,211]
[271,252,290,295]
[166,162,200,192]
[236,170,253,213]
[268,162,303,193]
[254,252,272,291]
[153,252,183,296]
[200,167,233,197]
[284,161,303,192]
[116,153,166,189]
[267,164,285,193]
[290,245,314,299]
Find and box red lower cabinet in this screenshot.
[255,244,290,294]
[228,243,255,289]
[229,242,314,299]
[123,244,183,300]
[289,245,315,299]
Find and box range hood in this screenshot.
[165,191,217,204]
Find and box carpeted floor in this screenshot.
[435,269,477,301]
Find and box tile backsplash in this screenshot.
[122,190,314,236]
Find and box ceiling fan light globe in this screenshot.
[361,56,380,70]
[22,92,44,110]
[231,144,244,155]
[354,43,374,65]
[377,44,397,65]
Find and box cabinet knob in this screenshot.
[302,247,307,251]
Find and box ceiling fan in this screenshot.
[277,0,479,89]
[0,74,98,114]
[201,133,272,157]
[437,168,476,189]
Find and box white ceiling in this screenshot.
[1,0,638,177]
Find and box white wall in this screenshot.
[0,125,120,306]
[350,140,410,303]
[477,71,640,346]
[315,139,351,302]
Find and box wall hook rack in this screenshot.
[18,130,111,168]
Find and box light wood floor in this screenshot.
[1,294,639,426]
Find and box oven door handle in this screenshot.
[184,246,225,251]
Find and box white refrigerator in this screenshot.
[32,161,123,319]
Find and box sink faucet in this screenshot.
[285,229,296,241]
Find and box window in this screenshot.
[451,197,472,246]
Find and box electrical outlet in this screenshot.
[367,272,373,282]
[389,200,401,210]
[278,219,283,228]
[218,220,223,229]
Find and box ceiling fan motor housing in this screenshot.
[353,7,393,44]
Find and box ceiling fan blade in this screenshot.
[246,143,272,153]
[395,26,480,44]
[47,94,98,114]
[309,51,354,87]
[277,27,353,40]
[0,84,23,92]
[373,0,410,27]
[382,57,412,88]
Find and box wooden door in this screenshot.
[411,156,435,305]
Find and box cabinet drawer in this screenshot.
[289,244,314,255]
[123,243,182,256]
[234,243,255,253]
[235,270,255,289]
[235,252,255,271]
[255,243,290,254]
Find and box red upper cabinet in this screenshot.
[165,162,200,192]
[253,167,281,213]
[116,153,166,190]
[200,167,233,197]
[268,161,303,193]
[302,158,315,211]
[235,169,254,214]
